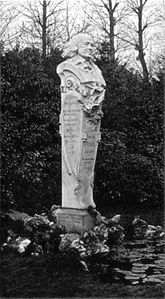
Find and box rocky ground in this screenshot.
[0,208,164,298]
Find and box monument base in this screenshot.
[55,208,95,234]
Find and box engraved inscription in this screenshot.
[62,93,82,172]
[79,119,100,175]
[58,213,83,231]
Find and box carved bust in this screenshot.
[57,33,106,115]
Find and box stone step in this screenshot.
[131,267,147,273]
[125,275,139,281]
[142,277,163,284]
[147,274,165,280]
[132,262,146,267]
[157,253,165,258]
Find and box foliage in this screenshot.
[1,42,163,213]
[94,48,163,208]
[1,46,63,214]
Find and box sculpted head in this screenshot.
[62,33,94,60]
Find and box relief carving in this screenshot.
[57,33,106,209]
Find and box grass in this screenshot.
[0,252,164,298]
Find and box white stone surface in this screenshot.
[56,34,106,232]
[56,208,95,234]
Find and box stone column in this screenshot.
[55,34,106,233]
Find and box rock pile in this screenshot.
[1,210,164,285]
[110,216,165,285]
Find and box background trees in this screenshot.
[1,46,63,214]
[1,0,164,215]
[19,0,64,58]
[84,0,129,64]
[94,52,163,210]
[17,0,89,59]
[83,0,164,77]
[120,0,160,80]
[0,0,20,50]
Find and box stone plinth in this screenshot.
[55,208,95,234]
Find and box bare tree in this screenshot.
[83,0,129,63]
[19,0,64,59]
[119,0,161,80]
[64,0,90,41]
[0,0,20,50]
[19,0,90,59]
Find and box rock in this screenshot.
[59,233,81,251]
[132,217,165,241]
[154,264,165,269]
[145,225,165,240]
[16,237,31,253]
[115,269,133,276]
[109,215,121,224]
[145,263,157,268]
[51,206,61,222]
[155,241,165,248]
[1,210,31,237]
[132,281,139,285]
[135,273,146,279]
[114,267,121,272]
[153,270,162,274]
[25,214,51,230]
[132,217,147,239]
[158,253,165,259]
[125,275,139,281]
[70,239,86,255]
[51,205,61,212]
[80,260,89,272]
[130,257,142,263]
[154,259,165,267]
[5,209,30,222]
[132,217,147,226]
[1,236,31,254]
[148,274,165,279]
[156,274,165,280]
[132,262,144,267]
[143,277,163,284]
[146,253,157,258]
[125,240,146,249]
[132,267,148,273]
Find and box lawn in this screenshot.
[0,249,164,298]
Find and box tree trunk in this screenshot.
[138,0,149,80]
[42,0,47,60]
[109,0,115,63]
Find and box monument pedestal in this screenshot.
[55,208,95,234]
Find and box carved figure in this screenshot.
[57,33,106,210]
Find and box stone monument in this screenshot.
[56,33,106,233]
